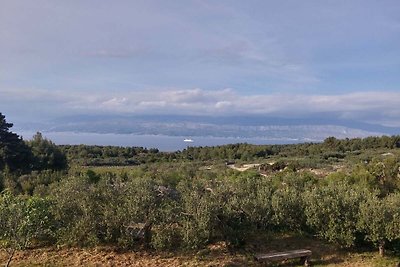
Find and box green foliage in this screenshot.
[304,182,372,247]
[60,144,172,166]
[0,171,3,192]
[1,170,65,195]
[151,223,182,250]
[272,186,306,231]
[177,179,217,249]
[1,160,400,256]
[27,132,68,171]
[2,114,400,258]
[51,177,105,246]
[0,191,54,249]
[84,169,101,184]
[117,177,159,248]
[216,174,274,247]
[358,193,400,253]
[0,113,33,172]
[367,157,400,196]
[236,174,274,230]
[349,165,379,190]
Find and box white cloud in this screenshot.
[215,101,232,109]
[1,87,400,127]
[101,97,129,108]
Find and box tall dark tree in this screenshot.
[0,113,33,172]
[27,132,68,171]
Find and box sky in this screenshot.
[1,0,400,127]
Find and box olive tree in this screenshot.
[0,191,53,267]
[358,193,400,256]
[304,182,371,247]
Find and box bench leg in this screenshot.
[300,256,311,267]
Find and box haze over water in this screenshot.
[18,131,300,152]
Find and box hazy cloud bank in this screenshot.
[2,88,400,127]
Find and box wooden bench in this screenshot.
[254,249,312,266]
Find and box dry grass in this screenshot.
[0,244,246,267]
[1,234,399,266]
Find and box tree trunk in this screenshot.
[5,248,16,267]
[142,221,152,248]
[379,240,385,257]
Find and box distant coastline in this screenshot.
[17,131,303,152]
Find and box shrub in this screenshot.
[304,182,371,247]
[0,191,54,266]
[272,186,306,231]
[216,174,274,247]
[358,193,400,256]
[177,179,217,249]
[50,177,106,246]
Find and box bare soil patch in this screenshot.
[1,234,399,266]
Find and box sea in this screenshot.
[18,131,301,152]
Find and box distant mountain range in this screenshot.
[15,114,400,143]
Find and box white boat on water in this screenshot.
[183,138,194,143]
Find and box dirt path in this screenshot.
[227,163,260,172]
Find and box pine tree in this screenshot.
[0,113,32,172]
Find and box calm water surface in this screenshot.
[19,131,301,152]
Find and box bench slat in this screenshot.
[255,249,311,262]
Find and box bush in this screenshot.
[51,177,106,246]
[27,132,68,171]
[0,191,54,266]
[177,179,217,249]
[304,182,371,247]
[358,193,400,256]
[112,177,176,249]
[217,174,274,247]
[272,186,306,231]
